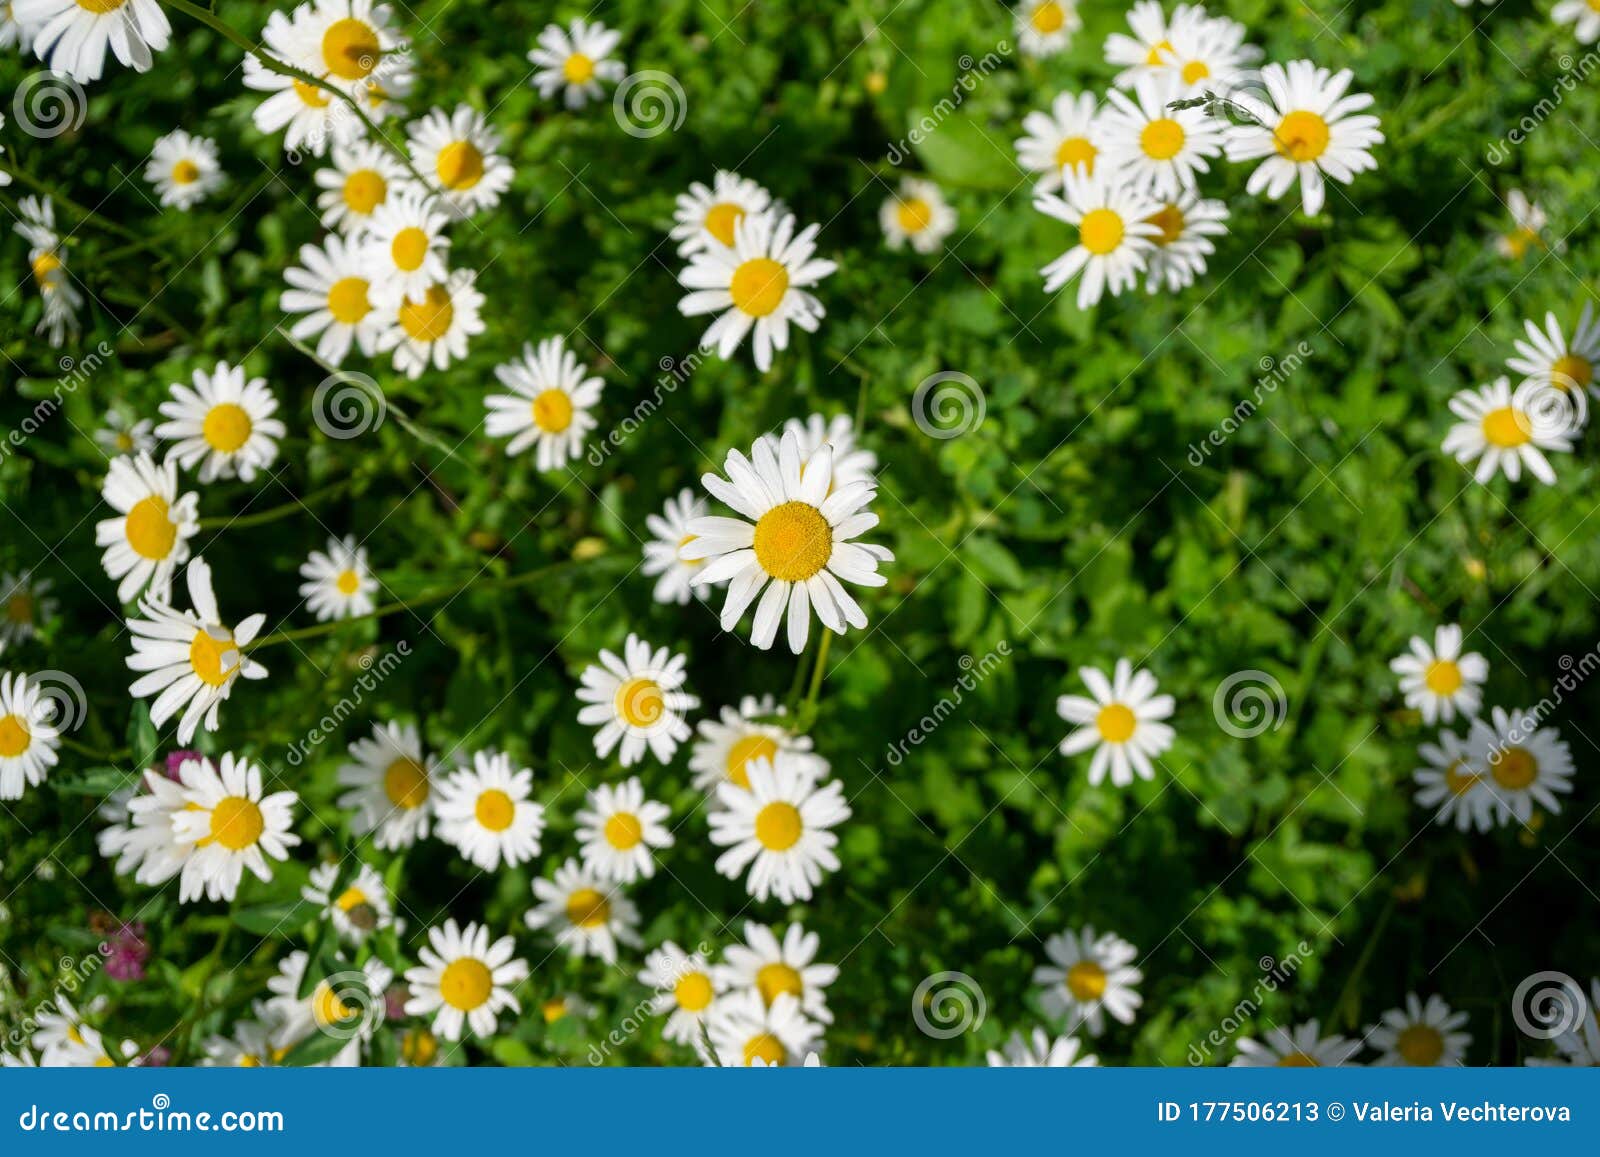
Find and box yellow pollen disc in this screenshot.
[675,971,714,1012]
[326,276,371,325]
[531,388,574,433]
[752,501,831,582]
[323,17,380,81]
[93,1056,116,1067]
[542,997,569,1023]
[436,140,485,191]
[729,257,790,317]
[1443,759,1479,796]
[1140,117,1186,160]
[743,1033,786,1066]
[603,812,643,850]
[1078,208,1125,256]
[1396,1024,1444,1066]
[563,52,596,84]
[754,801,803,851]
[399,285,455,342]
[312,981,353,1029]
[896,197,933,233]
[0,714,31,758]
[67,1025,84,1045]
[756,962,804,1006]
[189,629,239,688]
[124,494,176,560]
[6,593,31,623]
[1065,959,1108,1001]
[114,433,133,452]
[170,159,200,185]
[205,796,264,852]
[438,957,493,1011]
[293,79,331,108]
[1481,406,1531,448]
[1055,136,1096,173]
[1145,38,1173,65]
[1146,203,1186,246]
[1273,110,1331,163]
[704,202,745,247]
[343,169,387,213]
[390,226,430,273]
[383,758,429,809]
[474,788,516,832]
[401,1027,437,1066]
[1491,747,1538,791]
[1096,703,1136,743]
[31,252,61,283]
[566,887,611,928]
[726,733,779,789]
[237,1054,262,1067]
[1181,60,1210,85]
[335,886,367,911]
[1503,228,1542,259]
[1277,1052,1319,1067]
[1551,354,1593,391]
[335,569,362,595]
[202,402,253,453]
[76,0,126,11]
[615,676,665,728]
[1030,1,1065,34]
[1424,659,1463,696]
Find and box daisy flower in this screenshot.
[105,770,193,887]
[1442,376,1575,485]
[1142,188,1229,293]
[433,750,546,871]
[574,633,698,767]
[362,186,452,307]
[689,695,828,795]
[1553,0,1600,44]
[1033,926,1143,1036]
[525,858,640,964]
[677,211,837,373]
[1494,189,1551,260]
[1036,171,1161,308]
[1366,994,1471,1066]
[708,753,850,904]
[671,171,774,256]
[641,941,723,1046]
[685,429,892,654]
[155,362,285,484]
[1097,72,1223,199]
[144,130,223,210]
[1389,624,1487,725]
[527,19,625,108]
[1015,0,1080,58]
[1507,306,1600,407]
[576,777,673,883]
[280,234,386,367]
[375,269,485,379]
[298,535,378,622]
[14,0,169,82]
[987,1028,1098,1067]
[642,488,711,605]
[199,1004,288,1067]
[1157,4,1261,93]
[167,753,300,903]
[705,990,822,1067]
[95,452,199,603]
[1102,0,1176,87]
[0,7,33,51]
[335,720,437,849]
[314,140,407,235]
[15,195,83,348]
[0,571,57,650]
[1056,658,1175,787]
[295,0,405,98]
[1467,706,1575,827]
[266,950,392,1064]
[879,177,958,254]
[717,922,838,1025]
[406,104,514,219]
[125,557,268,744]
[767,413,878,492]
[1412,729,1492,833]
[1223,60,1383,216]
[301,861,395,942]
[1014,91,1102,192]
[94,409,156,459]
[483,336,605,470]
[404,920,529,1042]
[244,10,359,159]
[0,671,62,800]
[1232,1020,1358,1066]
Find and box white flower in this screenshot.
[1014,91,1102,193]
[144,129,223,210]
[294,0,406,99]
[689,694,829,796]
[671,171,774,256]
[1412,729,1492,833]
[879,177,957,254]
[716,922,837,1025]
[1389,624,1487,725]
[166,753,301,903]
[375,269,486,379]
[1015,0,1080,58]
[1156,4,1261,93]
[987,1028,1098,1067]
[1507,305,1600,410]
[244,8,360,159]
[407,104,514,219]
[1036,171,1161,309]
[483,337,604,470]
[575,633,698,767]
[266,951,391,1065]
[1442,376,1575,485]
[404,920,529,1042]
[301,861,395,942]
[335,720,437,849]
[1033,926,1143,1035]
[708,753,850,904]
[314,140,407,235]
[576,777,673,883]
[0,671,62,800]
[1467,706,1575,827]
[103,770,192,887]
[525,858,640,964]
[1528,980,1600,1067]
[705,990,822,1067]
[14,195,83,348]
[0,8,33,53]
[1554,0,1600,44]
[434,750,546,871]
[0,571,58,650]
[1493,188,1552,260]
[94,410,156,459]
[1056,658,1175,786]
[281,233,386,367]
[765,412,878,491]
[527,19,625,108]
[32,996,138,1067]
[1232,1019,1358,1066]
[15,0,170,83]
[640,941,723,1045]
[298,535,378,621]
[1366,994,1471,1066]
[362,186,452,307]
[642,488,711,606]
[198,1004,288,1067]
[1097,72,1223,199]
[155,362,285,484]
[1102,0,1175,87]
[1141,187,1229,293]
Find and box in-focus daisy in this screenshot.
[296,0,404,98]
[670,171,774,256]
[336,721,437,849]
[0,571,57,650]
[362,187,452,307]
[576,777,673,883]
[1056,659,1175,787]
[717,922,837,1025]
[314,140,406,235]
[643,488,710,605]
[689,694,829,795]
[525,858,640,964]
[1015,0,1080,58]
[301,861,395,942]
[1102,0,1175,87]
[1412,729,1492,833]
[1142,187,1228,293]
[1033,926,1143,1036]
[641,941,723,1046]
[15,0,170,83]
[15,195,83,347]
[434,750,545,871]
[95,452,199,603]
[155,362,285,484]
[144,130,223,210]
[678,212,837,373]
[1232,1020,1358,1066]
[1389,624,1487,725]
[483,336,604,469]
[1553,0,1600,45]
[1015,91,1102,192]
[574,633,698,767]
[708,753,850,903]
[684,429,892,654]
[105,770,193,887]
[879,177,957,254]
[298,535,378,622]
[1507,306,1600,407]
[1494,189,1551,260]
[0,671,62,800]
[1467,706,1575,827]
[125,557,268,744]
[244,10,359,159]
[406,105,514,219]
[375,269,485,379]
[280,234,386,367]
[266,950,391,1065]
[404,920,529,1042]
[705,990,821,1067]
[1442,376,1575,485]
[1036,171,1161,308]
[167,753,300,903]
[1367,994,1471,1066]
[987,1028,1098,1067]
[1223,60,1383,216]
[527,19,624,108]
[94,409,156,459]
[1098,73,1223,198]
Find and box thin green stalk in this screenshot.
[198,477,363,529]
[0,175,142,242]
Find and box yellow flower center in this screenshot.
[1147,203,1185,246]
[1095,703,1136,743]
[531,389,574,433]
[603,811,644,849]
[563,52,596,84]
[383,757,429,809]
[729,257,789,317]
[615,676,665,728]
[189,629,238,688]
[1277,1051,1319,1067]
[5,593,30,623]
[93,1056,116,1067]
[293,79,331,108]
[743,1033,786,1066]
[390,226,430,273]
[170,159,200,186]
[1030,1,1065,33]
[674,971,714,1012]
[1181,59,1210,85]
[1065,959,1108,1001]
[752,501,831,582]
[1078,208,1125,256]
[398,285,455,342]
[335,886,368,912]
[31,252,61,285]
[756,962,804,1006]
[0,714,31,758]
[124,494,176,560]
[565,887,611,928]
[1140,117,1186,160]
[1424,659,1463,696]
[896,197,933,233]
[1551,354,1593,391]
[1396,1024,1444,1066]
[1481,406,1531,448]
[1443,759,1479,796]
[202,402,253,454]
[76,0,126,12]
[754,801,803,850]
[401,1027,437,1066]
[704,202,745,247]
[1503,227,1542,259]
[322,17,380,81]
[438,958,492,1011]
[335,569,362,595]
[1491,746,1538,791]
[312,981,354,1029]
[326,276,371,325]
[542,997,569,1023]
[436,140,485,191]
[1144,38,1173,65]
[1273,110,1331,163]
[204,796,264,852]
[1054,136,1096,173]
[343,169,386,213]
[474,788,516,832]
[726,733,779,789]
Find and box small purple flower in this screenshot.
[384,984,409,1023]
[136,1046,170,1067]
[163,750,201,781]
[104,922,150,982]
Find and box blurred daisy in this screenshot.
[434,750,546,871]
[987,1028,1098,1067]
[199,1005,287,1067]
[709,753,850,904]
[1015,91,1102,192]
[1507,306,1600,407]
[281,234,385,366]
[879,177,957,254]
[1034,927,1143,1036]
[168,753,300,903]
[575,633,698,767]
[407,104,514,219]
[1442,376,1575,485]
[1036,171,1161,308]
[705,990,821,1067]
[690,694,829,795]
[685,429,892,654]
[125,557,268,744]
[1015,0,1080,57]
[314,140,406,235]
[404,920,528,1042]
[301,861,395,942]
[1413,729,1492,833]
[15,0,169,82]
[265,951,391,1066]
[1098,72,1223,199]
[155,362,285,484]
[15,195,83,347]
[1468,706,1574,826]
[144,130,223,210]
[767,412,878,492]
[362,187,452,307]
[95,452,199,603]
[1389,624,1487,725]
[336,720,437,849]
[1157,4,1260,92]
[1553,0,1600,44]
[244,11,357,159]
[641,941,723,1046]
[1232,1020,1358,1066]
[0,671,62,800]
[299,535,378,622]
[376,269,485,378]
[483,336,604,470]
[296,0,404,97]
[678,212,836,373]
[1494,189,1551,260]
[1142,188,1228,293]
[576,777,673,883]
[0,571,56,650]
[717,922,837,1025]
[1056,658,1175,787]
[0,8,32,52]
[94,410,156,459]
[1366,994,1471,1066]
[528,19,624,108]
[0,1048,37,1067]
[671,171,774,256]
[1102,0,1175,87]
[1223,60,1383,216]
[643,488,710,605]
[525,858,640,964]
